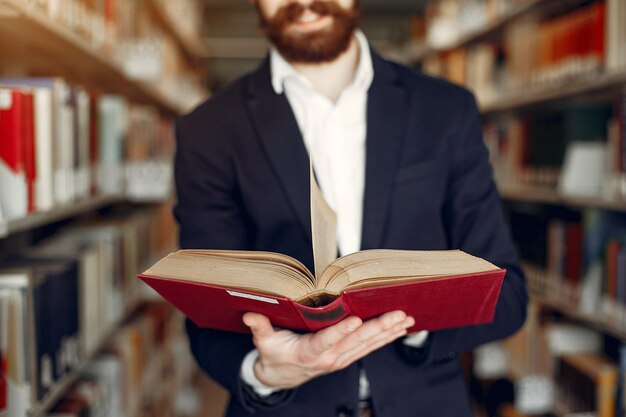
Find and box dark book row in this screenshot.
[484,91,625,198]
[0,203,176,417]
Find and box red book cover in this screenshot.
[0,89,23,174]
[606,240,621,300]
[589,2,605,63]
[21,92,37,213]
[138,269,506,334]
[0,88,28,219]
[565,222,583,285]
[0,350,5,412]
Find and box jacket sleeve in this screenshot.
[174,117,295,412]
[418,91,528,363]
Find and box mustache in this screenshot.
[281,1,356,22]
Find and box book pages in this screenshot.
[309,164,337,281]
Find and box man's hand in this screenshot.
[242,310,415,389]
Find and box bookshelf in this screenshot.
[145,0,208,62]
[498,185,626,212]
[412,0,546,63]
[531,291,626,341]
[480,70,626,114]
[416,0,626,415]
[0,1,205,416]
[0,194,124,238]
[0,0,208,114]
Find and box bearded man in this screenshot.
[175,1,528,416]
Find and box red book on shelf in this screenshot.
[589,2,606,63]
[0,350,5,413]
[21,92,37,213]
[138,249,506,334]
[565,222,583,285]
[0,88,28,220]
[606,240,621,300]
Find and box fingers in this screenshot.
[242,312,275,339]
[307,311,414,369]
[333,311,409,353]
[334,316,414,368]
[308,316,363,354]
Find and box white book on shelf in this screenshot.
[75,87,91,199]
[558,141,607,198]
[59,86,75,203]
[0,278,34,417]
[98,96,128,195]
[32,88,55,212]
[606,0,620,70]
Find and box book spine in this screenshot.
[292,296,350,332]
[21,92,37,214]
[0,89,28,220]
[0,351,5,413]
[615,89,626,181]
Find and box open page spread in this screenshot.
[143,250,315,299]
[317,249,500,293]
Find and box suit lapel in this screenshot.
[243,52,409,251]
[361,53,408,250]
[245,59,312,243]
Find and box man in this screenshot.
[174,0,528,416]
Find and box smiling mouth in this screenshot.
[298,11,321,23]
[290,10,331,30]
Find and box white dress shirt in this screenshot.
[241,30,428,398]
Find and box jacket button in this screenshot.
[336,404,355,417]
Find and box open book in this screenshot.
[139,168,506,333]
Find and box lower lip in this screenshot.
[291,15,332,31]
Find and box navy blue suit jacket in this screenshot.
[174,49,528,417]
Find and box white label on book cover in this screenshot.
[226,291,279,304]
[0,91,11,109]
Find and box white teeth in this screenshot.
[299,12,319,23]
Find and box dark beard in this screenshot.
[258,1,359,63]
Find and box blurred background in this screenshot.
[1,0,626,416]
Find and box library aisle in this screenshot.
[1,0,626,417]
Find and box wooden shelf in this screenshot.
[0,194,125,239]
[0,0,191,115]
[413,0,546,63]
[531,293,626,341]
[480,70,626,114]
[499,184,626,212]
[146,1,208,62]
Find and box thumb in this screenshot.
[242,312,274,338]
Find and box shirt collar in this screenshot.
[270,29,374,95]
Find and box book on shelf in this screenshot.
[0,258,81,404]
[423,0,626,104]
[0,88,32,221]
[140,170,506,333]
[555,353,618,417]
[0,292,8,417]
[0,282,30,417]
[484,102,614,193]
[0,78,78,208]
[0,76,177,219]
[617,344,626,417]
[606,0,626,71]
